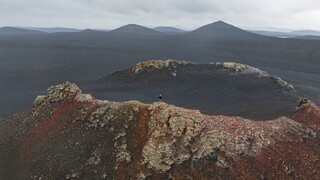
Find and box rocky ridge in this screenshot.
[217,62,294,90]
[122,60,295,91]
[95,60,299,120]
[131,59,189,74]
[0,82,319,179]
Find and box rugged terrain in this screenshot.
[0,80,319,179]
[1,21,320,120]
[88,60,300,120]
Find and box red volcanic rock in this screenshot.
[0,82,319,179]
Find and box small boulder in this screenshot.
[33,95,46,106]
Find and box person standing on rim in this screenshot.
[159,94,163,102]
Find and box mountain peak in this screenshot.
[80,29,103,33]
[0,26,44,34]
[188,21,260,38]
[111,24,162,35]
[199,21,240,30]
[213,20,230,25]
[113,24,149,31]
[81,28,95,32]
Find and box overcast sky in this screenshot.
[1,0,320,31]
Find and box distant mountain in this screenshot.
[249,30,295,38]
[110,24,163,36]
[0,27,44,35]
[79,29,106,34]
[72,29,109,37]
[153,26,187,35]
[80,29,99,33]
[250,29,320,38]
[92,28,110,32]
[290,30,320,36]
[246,26,292,32]
[187,21,260,39]
[15,27,82,33]
[294,35,320,41]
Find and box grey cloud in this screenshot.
[0,0,319,30]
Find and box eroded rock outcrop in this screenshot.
[0,82,319,179]
[132,59,189,74]
[216,62,294,90]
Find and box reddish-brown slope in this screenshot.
[0,82,319,179]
